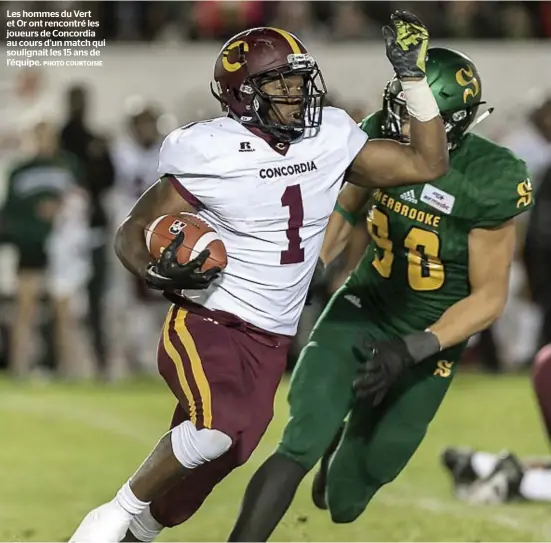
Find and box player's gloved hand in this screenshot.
[353,331,440,405]
[145,230,221,292]
[383,10,429,80]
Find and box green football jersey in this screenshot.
[347,111,534,335]
[1,153,81,248]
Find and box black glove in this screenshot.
[353,331,440,405]
[145,230,221,292]
[383,10,429,80]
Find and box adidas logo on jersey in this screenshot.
[400,190,418,204]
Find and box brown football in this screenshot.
[144,213,227,271]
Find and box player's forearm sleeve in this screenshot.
[334,203,359,226]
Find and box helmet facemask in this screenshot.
[214,52,327,143]
[381,82,410,143]
[440,107,480,149]
[248,54,326,142]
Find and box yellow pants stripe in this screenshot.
[162,306,197,425]
[268,27,302,54]
[174,308,213,428]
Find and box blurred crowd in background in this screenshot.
[0,1,551,383]
[2,1,551,41]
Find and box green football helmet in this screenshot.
[382,47,486,149]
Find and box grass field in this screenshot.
[1,372,550,542]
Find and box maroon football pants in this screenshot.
[152,302,291,527]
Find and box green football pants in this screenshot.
[277,286,462,523]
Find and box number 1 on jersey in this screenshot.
[281,184,305,264]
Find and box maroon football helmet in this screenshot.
[211,27,327,143]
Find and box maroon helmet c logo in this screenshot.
[222,40,249,72]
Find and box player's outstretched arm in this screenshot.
[350,115,447,187]
[349,10,448,188]
[309,180,371,296]
[428,220,516,349]
[353,221,515,403]
[114,176,196,278]
[320,179,371,266]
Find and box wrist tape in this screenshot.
[401,78,440,122]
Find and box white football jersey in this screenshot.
[158,107,368,335]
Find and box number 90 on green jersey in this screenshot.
[368,207,445,292]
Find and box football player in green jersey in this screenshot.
[228,46,535,541]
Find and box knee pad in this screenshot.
[128,506,163,542]
[171,420,232,469]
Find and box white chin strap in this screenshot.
[467,107,495,132]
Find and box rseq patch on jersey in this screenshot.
[420,184,455,215]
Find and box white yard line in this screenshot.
[378,488,550,540]
[0,393,157,446]
[1,393,549,541]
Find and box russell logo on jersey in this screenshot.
[239,142,255,152]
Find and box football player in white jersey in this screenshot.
[70,12,449,542]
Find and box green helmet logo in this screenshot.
[455,65,480,104]
[382,47,485,149]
